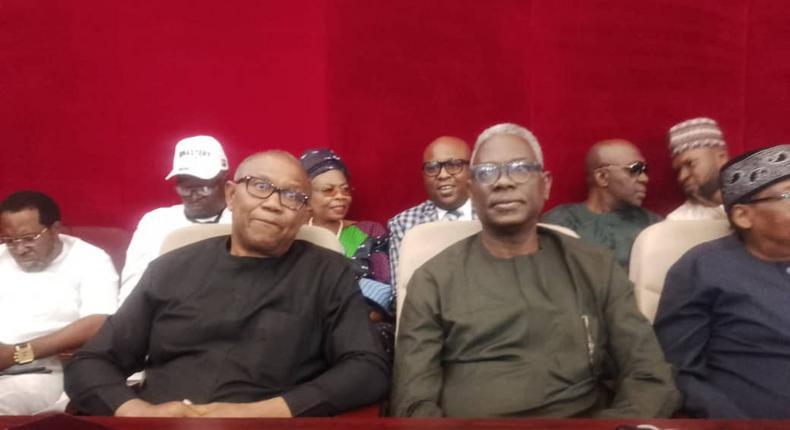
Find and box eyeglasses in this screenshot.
[600,161,649,176]
[422,159,469,177]
[235,176,309,211]
[175,184,217,198]
[470,160,543,186]
[745,191,790,205]
[0,227,49,247]
[316,185,353,197]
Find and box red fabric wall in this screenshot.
[2,1,789,228]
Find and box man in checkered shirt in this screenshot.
[387,136,474,304]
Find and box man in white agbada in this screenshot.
[0,191,118,414]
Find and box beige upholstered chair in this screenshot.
[629,219,732,322]
[395,221,579,326]
[159,223,344,255]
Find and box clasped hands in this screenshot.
[115,397,292,418]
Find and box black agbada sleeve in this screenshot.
[280,264,390,416]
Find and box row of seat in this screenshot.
[154,219,731,328]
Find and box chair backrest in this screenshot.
[629,219,732,322]
[63,226,132,273]
[395,221,579,326]
[159,223,344,255]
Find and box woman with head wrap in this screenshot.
[299,148,392,316]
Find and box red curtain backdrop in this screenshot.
[2,0,789,229]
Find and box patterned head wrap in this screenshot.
[721,144,790,210]
[299,148,349,180]
[668,117,727,157]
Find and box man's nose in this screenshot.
[437,166,452,179]
[492,170,516,188]
[259,191,284,212]
[9,243,32,255]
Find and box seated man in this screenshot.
[0,191,118,415]
[65,151,390,417]
[666,117,729,220]
[388,136,473,291]
[654,144,790,418]
[542,139,661,268]
[119,135,231,303]
[391,123,679,418]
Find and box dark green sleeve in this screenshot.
[542,205,575,229]
[594,260,681,418]
[390,266,445,417]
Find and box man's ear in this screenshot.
[50,220,63,235]
[224,180,236,212]
[542,171,553,200]
[715,150,729,169]
[729,204,752,231]
[593,168,609,187]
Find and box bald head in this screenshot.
[226,149,311,258]
[585,139,642,176]
[421,136,472,210]
[584,139,649,209]
[234,150,310,190]
[422,136,470,162]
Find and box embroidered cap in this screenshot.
[668,117,726,157]
[720,144,790,209]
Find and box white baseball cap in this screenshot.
[165,135,229,180]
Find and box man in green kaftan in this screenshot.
[542,140,661,268]
[390,123,679,418]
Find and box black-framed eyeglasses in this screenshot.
[235,176,309,211]
[600,161,648,176]
[0,227,49,247]
[745,191,790,205]
[175,184,217,198]
[316,184,353,197]
[422,159,469,177]
[470,159,543,186]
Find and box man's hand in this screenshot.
[115,399,201,417]
[191,397,292,418]
[0,343,15,371]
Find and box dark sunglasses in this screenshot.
[600,161,648,176]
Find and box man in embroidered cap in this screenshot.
[119,136,231,303]
[666,117,729,220]
[655,144,790,418]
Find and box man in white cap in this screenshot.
[666,117,729,220]
[119,136,231,303]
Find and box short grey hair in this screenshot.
[472,123,544,165]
